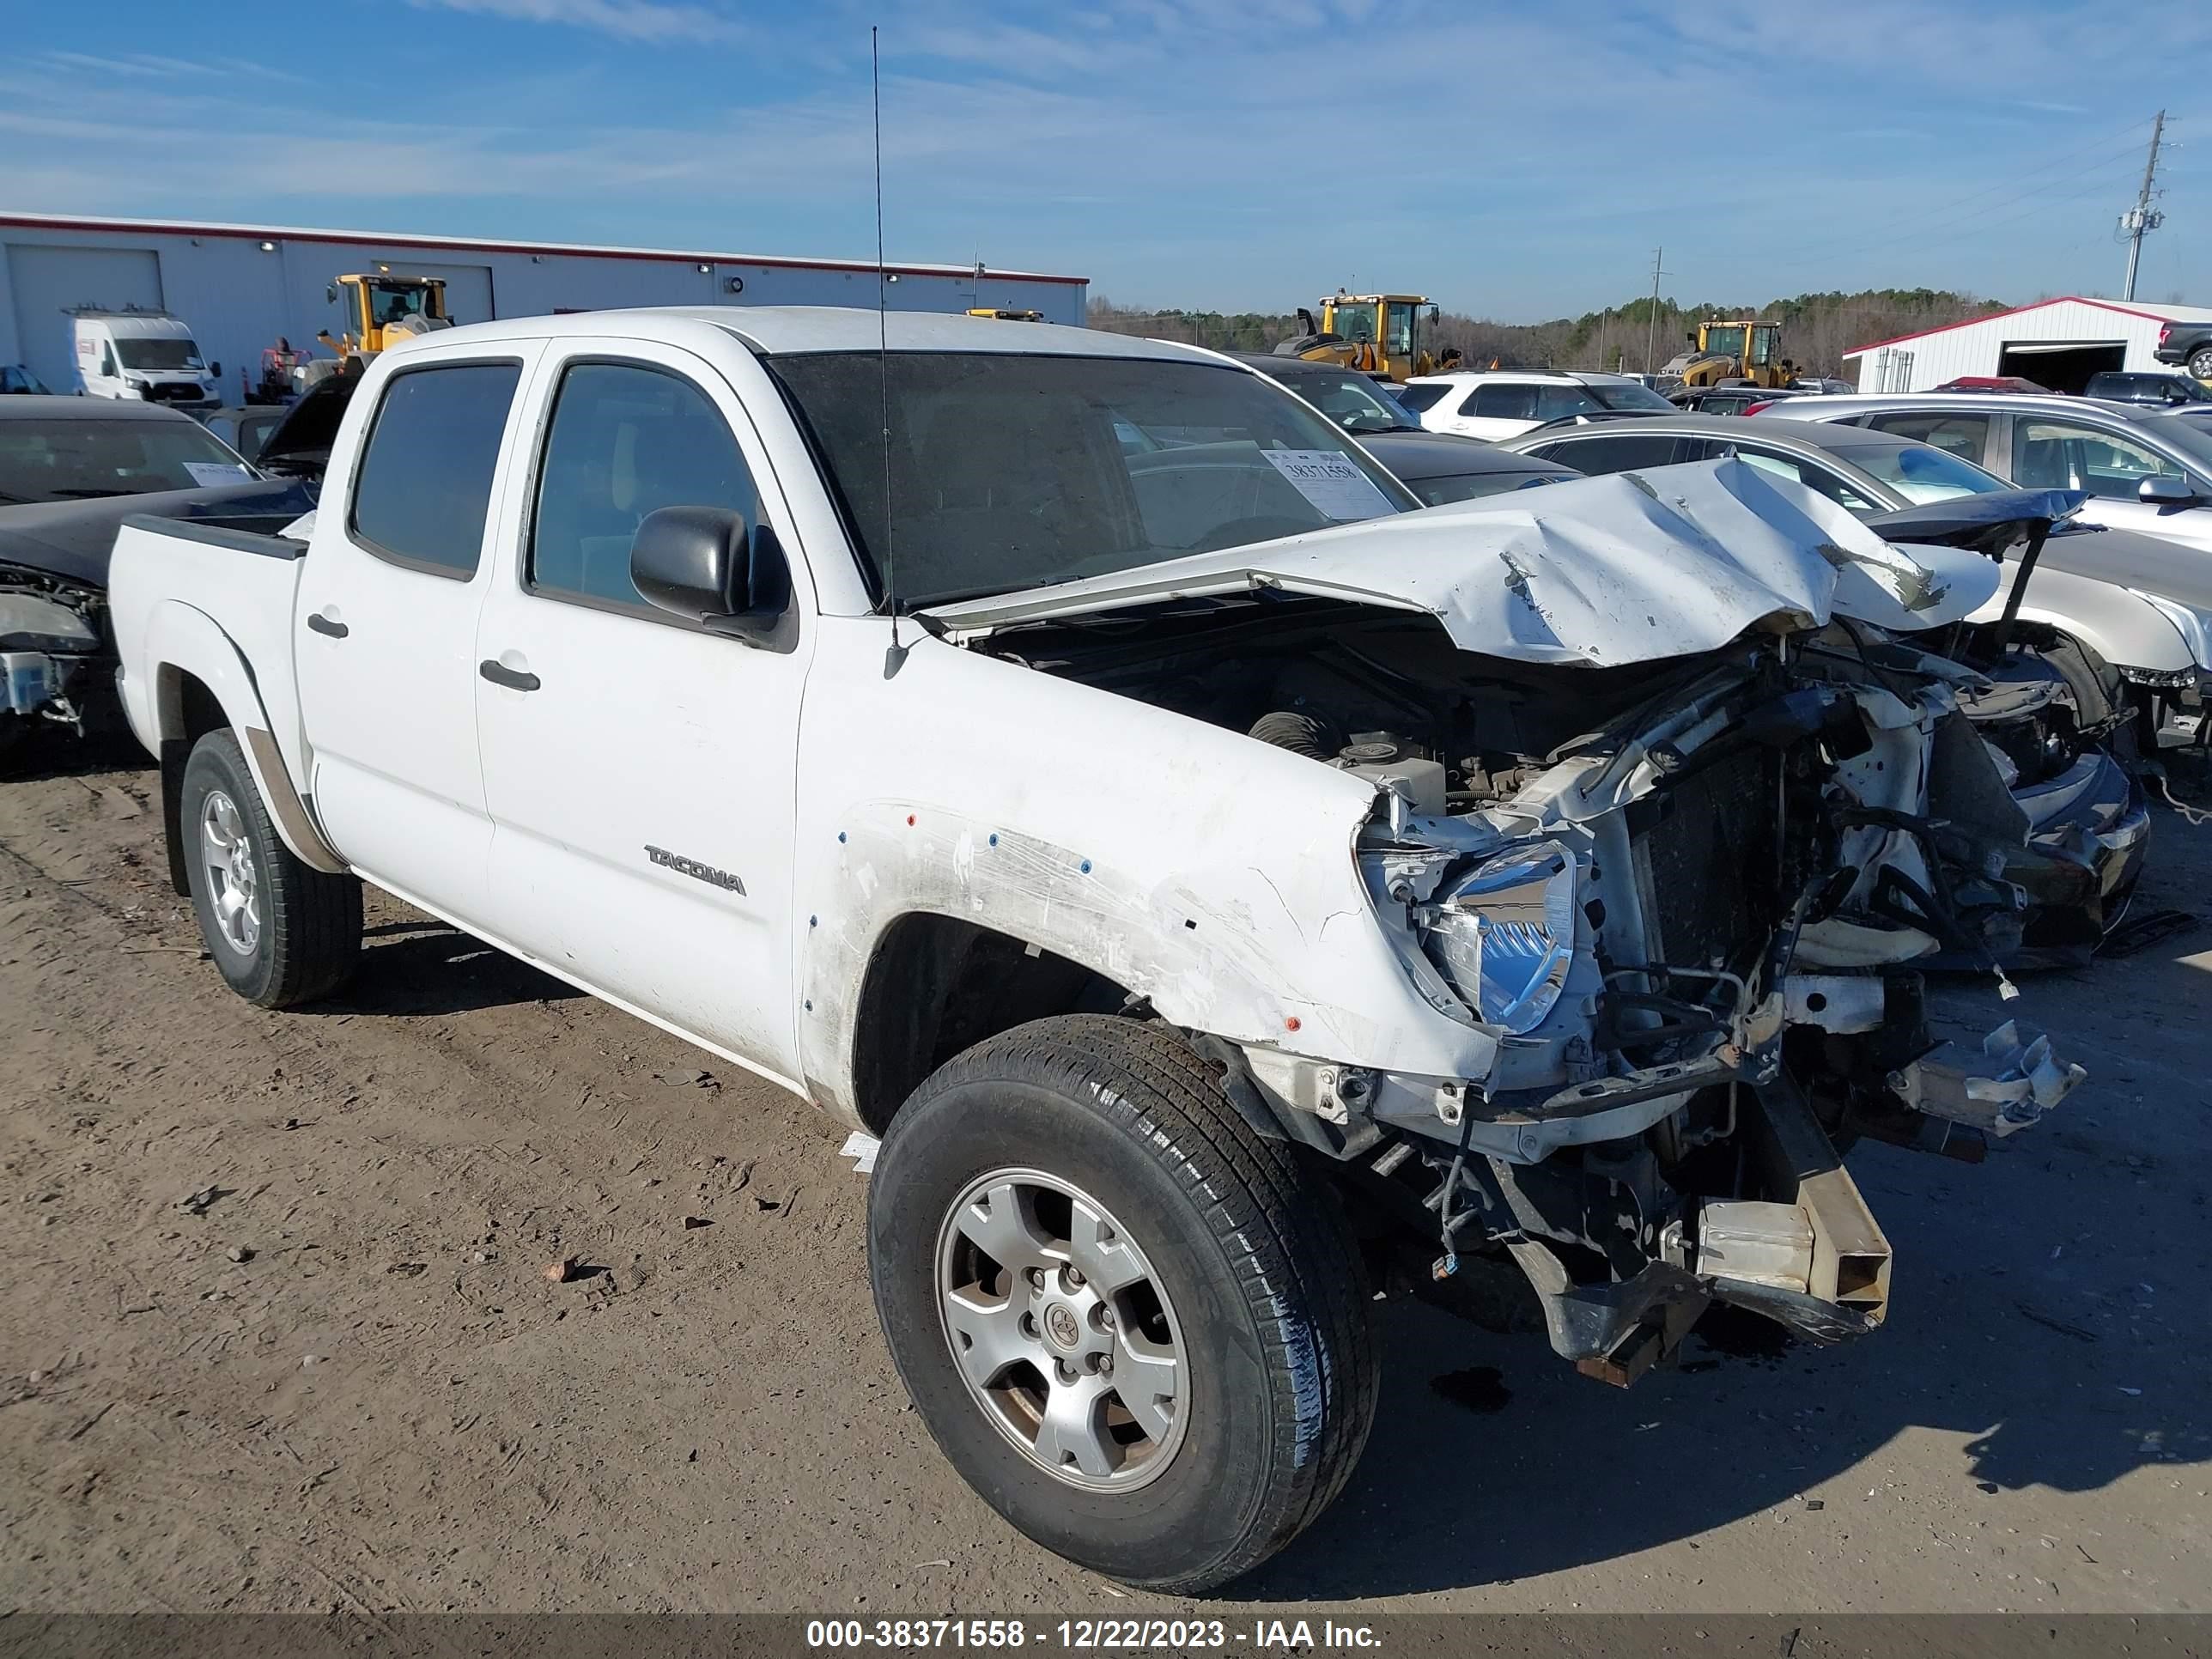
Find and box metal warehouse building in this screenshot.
[1847,295,2212,395]
[0,211,1089,399]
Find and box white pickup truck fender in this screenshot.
[789,623,1499,1127]
[126,599,346,875]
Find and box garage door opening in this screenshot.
[7,244,165,392]
[1996,340,2125,396]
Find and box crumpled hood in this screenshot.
[927,458,2001,667]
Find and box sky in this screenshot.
[3,0,2208,322]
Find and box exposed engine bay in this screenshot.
[980,590,2087,1384]
[0,562,106,745]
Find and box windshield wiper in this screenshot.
[42,488,132,500]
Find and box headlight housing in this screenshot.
[1419,840,1579,1032]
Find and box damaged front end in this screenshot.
[1308,631,2085,1383]
[950,461,2090,1386]
[0,562,107,755]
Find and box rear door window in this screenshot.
[1864,410,1992,464]
[1524,433,1686,471]
[349,361,523,577]
[1533,383,1603,421]
[1469,382,1540,420]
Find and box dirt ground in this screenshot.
[2,732,2207,1620]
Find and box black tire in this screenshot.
[868,1014,1376,1595]
[179,729,361,1008]
[2188,345,2212,382]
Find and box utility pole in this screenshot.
[2121,110,2166,301]
[1644,247,1666,374]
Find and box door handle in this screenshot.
[478,659,541,692]
[306,611,349,639]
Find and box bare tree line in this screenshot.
[1087,288,2012,377]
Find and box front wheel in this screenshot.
[867,1015,1377,1595]
[179,729,362,1008]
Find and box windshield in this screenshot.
[1284,369,1418,433]
[1406,468,1576,507]
[114,337,204,373]
[371,284,434,325]
[770,351,1417,607]
[2140,416,2212,475]
[1845,441,2007,507]
[1587,380,1674,412]
[0,417,253,503]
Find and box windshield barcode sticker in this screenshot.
[1261,448,1395,521]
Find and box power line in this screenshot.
[1761,115,2162,274]
[1871,112,2159,224]
[1761,139,2152,281]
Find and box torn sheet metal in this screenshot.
[925,459,2000,667]
[1887,1020,2086,1137]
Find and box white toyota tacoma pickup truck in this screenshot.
[107,307,2083,1593]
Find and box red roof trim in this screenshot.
[0,211,1089,287]
[1844,295,2170,357]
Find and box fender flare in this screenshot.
[143,600,347,875]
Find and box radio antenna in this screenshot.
[873,25,903,661]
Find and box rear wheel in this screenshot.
[867,1015,1376,1594]
[2189,344,2212,382]
[179,730,361,1008]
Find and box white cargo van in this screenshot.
[71,311,221,410]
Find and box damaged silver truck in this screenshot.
[106,309,2085,1594]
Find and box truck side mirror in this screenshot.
[631,504,790,642]
[326,285,337,305]
[210,362,222,379]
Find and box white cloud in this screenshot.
[405,0,745,45]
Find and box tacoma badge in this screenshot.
[644,844,746,895]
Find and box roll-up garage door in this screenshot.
[7,244,164,390]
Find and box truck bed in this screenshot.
[107,514,314,782]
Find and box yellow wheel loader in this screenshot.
[1662,319,1796,389]
[315,274,453,369]
[1273,291,1441,382]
